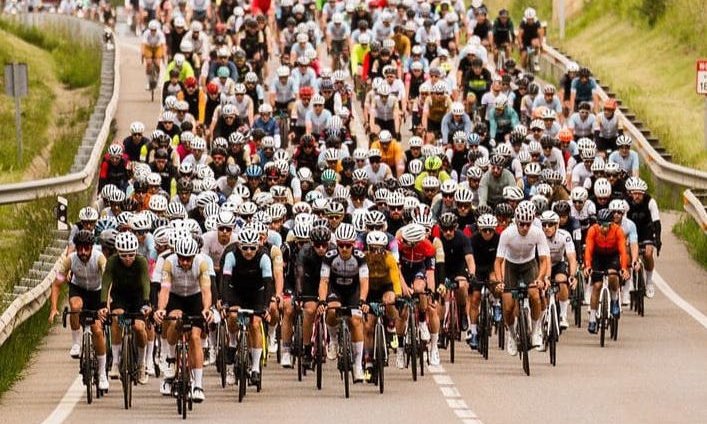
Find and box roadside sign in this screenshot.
[698,59,707,95]
[4,62,28,97]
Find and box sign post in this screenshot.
[698,59,707,150]
[4,63,29,165]
[559,0,565,40]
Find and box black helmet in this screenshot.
[122,197,140,212]
[553,201,571,216]
[597,209,613,224]
[310,226,332,243]
[438,213,458,228]
[177,178,192,193]
[578,67,591,78]
[351,184,367,198]
[476,204,494,215]
[73,230,95,246]
[494,202,514,218]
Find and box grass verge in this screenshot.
[673,217,707,271]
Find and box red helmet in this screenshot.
[299,86,314,98]
[558,128,573,143]
[604,98,618,110]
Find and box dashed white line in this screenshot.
[654,271,707,329]
[429,364,484,424]
[40,376,82,424]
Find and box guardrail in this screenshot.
[0,13,120,205]
[538,42,707,229]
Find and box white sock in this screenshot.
[71,330,81,346]
[470,324,478,335]
[589,310,596,322]
[646,270,654,286]
[192,368,203,388]
[430,333,438,349]
[167,343,176,359]
[137,346,146,367]
[201,337,208,348]
[532,319,541,332]
[353,341,363,369]
[111,344,122,366]
[623,281,632,293]
[145,342,154,365]
[327,325,338,342]
[251,348,262,373]
[209,331,217,349]
[611,290,619,301]
[228,331,238,348]
[97,354,107,374]
[282,345,290,353]
[268,325,276,340]
[160,337,168,359]
[559,300,569,319]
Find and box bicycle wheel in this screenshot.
[238,331,248,403]
[407,312,417,382]
[275,322,282,365]
[121,334,132,410]
[153,333,161,378]
[180,344,189,420]
[574,273,584,327]
[517,309,530,376]
[375,322,385,394]
[82,333,93,404]
[497,316,505,350]
[218,323,227,388]
[295,312,303,382]
[448,298,457,364]
[549,305,558,367]
[479,295,489,360]
[600,298,608,348]
[315,320,323,390]
[341,325,351,399]
[636,268,646,317]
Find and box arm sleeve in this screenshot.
[139,257,151,303]
[386,254,402,296]
[617,228,629,270]
[584,226,596,269]
[100,258,113,304]
[260,254,273,279]
[222,252,235,276]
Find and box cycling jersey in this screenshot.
[398,238,435,282]
[201,230,236,271]
[161,254,210,297]
[321,249,368,306]
[496,224,550,264]
[546,229,575,265]
[471,231,499,279]
[519,19,541,47]
[365,251,402,295]
[222,247,273,292]
[627,194,660,243]
[101,255,150,310]
[296,244,330,297]
[571,77,597,103]
[440,230,473,278]
[584,223,629,270]
[492,18,515,45]
[56,250,106,292]
[608,150,640,175]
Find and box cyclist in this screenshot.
[570,67,600,113]
[478,155,516,207]
[362,231,402,377]
[318,224,370,382]
[539,211,578,331]
[609,135,640,177]
[99,232,151,384]
[219,228,273,386]
[489,95,519,143]
[49,230,109,390]
[490,9,514,67]
[471,213,502,325]
[609,199,640,305]
[495,201,551,355]
[141,19,167,91]
[99,144,130,192]
[517,8,544,70]
[625,177,661,298]
[370,130,406,177]
[583,209,630,334]
[593,98,623,153]
[279,223,310,368]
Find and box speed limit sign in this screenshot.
[697,59,707,95]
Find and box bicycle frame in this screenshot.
[62,308,103,403]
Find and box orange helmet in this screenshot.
[604,98,617,110]
[558,128,573,143]
[299,86,314,98]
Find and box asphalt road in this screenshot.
[1,22,706,424]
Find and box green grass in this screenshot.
[673,216,707,270]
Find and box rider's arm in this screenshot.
[385,254,402,296]
[319,263,330,302]
[583,225,597,270]
[50,256,72,315]
[100,258,114,308]
[271,246,284,299]
[198,260,212,311]
[359,263,369,303]
[393,101,401,134]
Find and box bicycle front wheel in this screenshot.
[408,312,418,382]
[315,320,323,390]
[295,312,303,382]
[238,332,248,403]
[121,335,133,410]
[448,298,457,364]
[479,295,489,360]
[341,326,351,399]
[517,310,530,376]
[82,333,93,404]
[600,299,608,348]
[375,322,385,394]
[180,344,189,419]
[549,305,558,367]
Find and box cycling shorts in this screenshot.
[426,119,442,134]
[590,253,620,283]
[367,283,394,303]
[110,294,144,314]
[327,284,360,308]
[142,44,165,60]
[596,136,617,152]
[150,282,160,307]
[166,292,206,330]
[223,285,266,312]
[551,262,569,279]
[503,260,538,290]
[69,284,101,312]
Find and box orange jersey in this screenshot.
[584,223,629,270]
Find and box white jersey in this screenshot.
[201,230,236,271]
[497,224,550,264]
[545,229,575,265]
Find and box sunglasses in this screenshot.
[119,252,136,259]
[442,193,454,198]
[313,242,329,249]
[369,247,386,254]
[541,223,556,228]
[337,243,354,249]
[481,228,495,234]
[517,222,532,228]
[218,227,232,232]
[390,206,403,211]
[441,226,456,232]
[573,201,584,205]
[240,245,258,251]
[177,254,194,262]
[457,203,470,209]
[296,240,309,246]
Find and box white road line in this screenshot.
[40,376,82,424]
[654,271,707,329]
[430,364,484,424]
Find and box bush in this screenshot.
[641,0,667,26]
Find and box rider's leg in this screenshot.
[110,307,125,363]
[69,296,83,348]
[469,289,481,337]
[190,327,205,387]
[281,299,294,358]
[589,281,601,323]
[302,301,317,355]
[556,273,570,321]
[350,315,364,375]
[249,316,263,373]
[644,244,655,288]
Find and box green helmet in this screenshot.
[425,156,442,171]
[217,66,230,78]
[321,169,337,184]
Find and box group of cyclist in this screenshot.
[49,0,664,410]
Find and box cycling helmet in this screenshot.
[366,231,388,247]
[540,210,560,224]
[524,7,536,19]
[175,236,199,256]
[239,201,258,217]
[73,230,94,246]
[625,177,648,193]
[297,167,314,182]
[190,137,207,151]
[609,199,627,213]
[597,209,613,224]
[148,19,160,31]
[400,223,426,244]
[166,202,187,220]
[580,148,596,161]
[409,159,424,175]
[268,203,287,221]
[558,128,573,143]
[376,84,390,96]
[216,210,236,228]
[148,194,168,212]
[503,186,524,201]
[567,62,580,73]
[495,202,514,218]
[570,187,589,202]
[594,178,612,198]
[577,137,595,151]
[78,206,99,222]
[466,166,483,180]
[353,148,368,161]
[413,212,436,229]
[603,98,618,110]
[308,226,330,244]
[541,109,557,121]
[352,169,368,183]
[108,144,123,157]
[605,162,620,175]
[514,201,536,223]
[451,102,465,115]
[454,187,474,203]
[616,135,632,147]
[433,82,447,94]
[292,201,313,215]
[535,183,553,199]
[153,226,171,246]
[130,213,153,231]
[388,191,405,207]
[115,232,139,252]
[234,185,251,200]
[591,157,606,173]
[531,195,549,213]
[321,169,337,184]
[335,223,357,242]
[238,228,260,246]
[438,212,458,228]
[494,95,508,109]
[425,156,442,171]
[129,121,145,135]
[543,85,556,95]
[552,201,571,216]
[368,149,382,159]
[246,164,263,178]
[421,176,440,190]
[95,216,117,234]
[108,189,126,203]
[524,162,542,176]
[292,223,311,240]
[379,130,393,143]
[477,214,498,230]
[490,155,506,167]
[440,179,457,194]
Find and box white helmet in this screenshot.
[238,228,260,245]
[616,135,632,147]
[115,232,139,252]
[593,178,612,198]
[174,53,185,67]
[108,144,123,157]
[514,201,537,223]
[401,223,426,244]
[477,214,498,230]
[129,121,145,135]
[540,210,560,224]
[408,159,424,175]
[175,236,199,257]
[440,179,457,194]
[409,136,423,148]
[148,194,169,212]
[79,206,99,222]
[524,7,537,19]
[421,176,440,189]
[148,19,160,31]
[366,230,388,247]
[567,62,580,73]
[570,187,589,202]
[454,188,474,203]
[451,102,465,115]
[335,223,357,242]
[625,177,648,193]
[503,186,524,201]
[277,66,290,77]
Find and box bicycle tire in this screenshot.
[295,312,303,382]
[275,322,282,365]
[83,333,93,404]
[448,298,457,364]
[315,320,323,390]
[153,334,161,378]
[517,309,530,376]
[600,298,608,348]
[341,325,351,399]
[636,268,646,317]
[218,324,227,388]
[408,312,417,382]
[238,330,248,403]
[121,334,132,410]
[479,295,489,360]
[418,337,425,377]
[574,273,584,327]
[180,344,189,420]
[498,318,505,350]
[549,305,558,367]
[375,322,385,394]
[611,313,619,341]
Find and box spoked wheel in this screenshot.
[295,313,303,382]
[517,313,530,376]
[81,334,93,404]
[407,313,417,382]
[448,299,457,364]
[549,307,558,367]
[599,300,608,348]
[479,297,489,360]
[341,329,351,399]
[315,321,323,390]
[217,324,227,388]
[121,337,133,410]
[238,335,248,402]
[180,348,189,420]
[375,323,385,394]
[573,273,584,328]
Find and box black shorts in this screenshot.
[150,282,161,307]
[327,284,359,308]
[69,284,101,312]
[590,253,620,282]
[551,262,569,278]
[596,136,617,152]
[475,267,492,285]
[427,119,442,135]
[300,274,319,298]
[503,260,538,290]
[367,283,394,303]
[166,292,206,330]
[375,118,396,134]
[223,285,266,312]
[110,294,144,314]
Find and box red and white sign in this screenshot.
[697,59,707,95]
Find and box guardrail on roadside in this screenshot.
[538,42,707,230]
[0,13,120,205]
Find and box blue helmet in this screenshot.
[245,164,263,178]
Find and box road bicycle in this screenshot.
[312,306,327,390]
[164,315,205,419]
[542,282,561,366]
[631,246,647,317]
[477,281,495,360]
[506,280,532,376]
[572,268,585,328]
[328,305,357,399]
[229,308,265,402]
[396,296,424,382]
[439,278,460,363]
[367,302,390,394]
[595,271,620,348]
[110,312,145,410]
[62,308,104,404]
[215,318,228,388]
